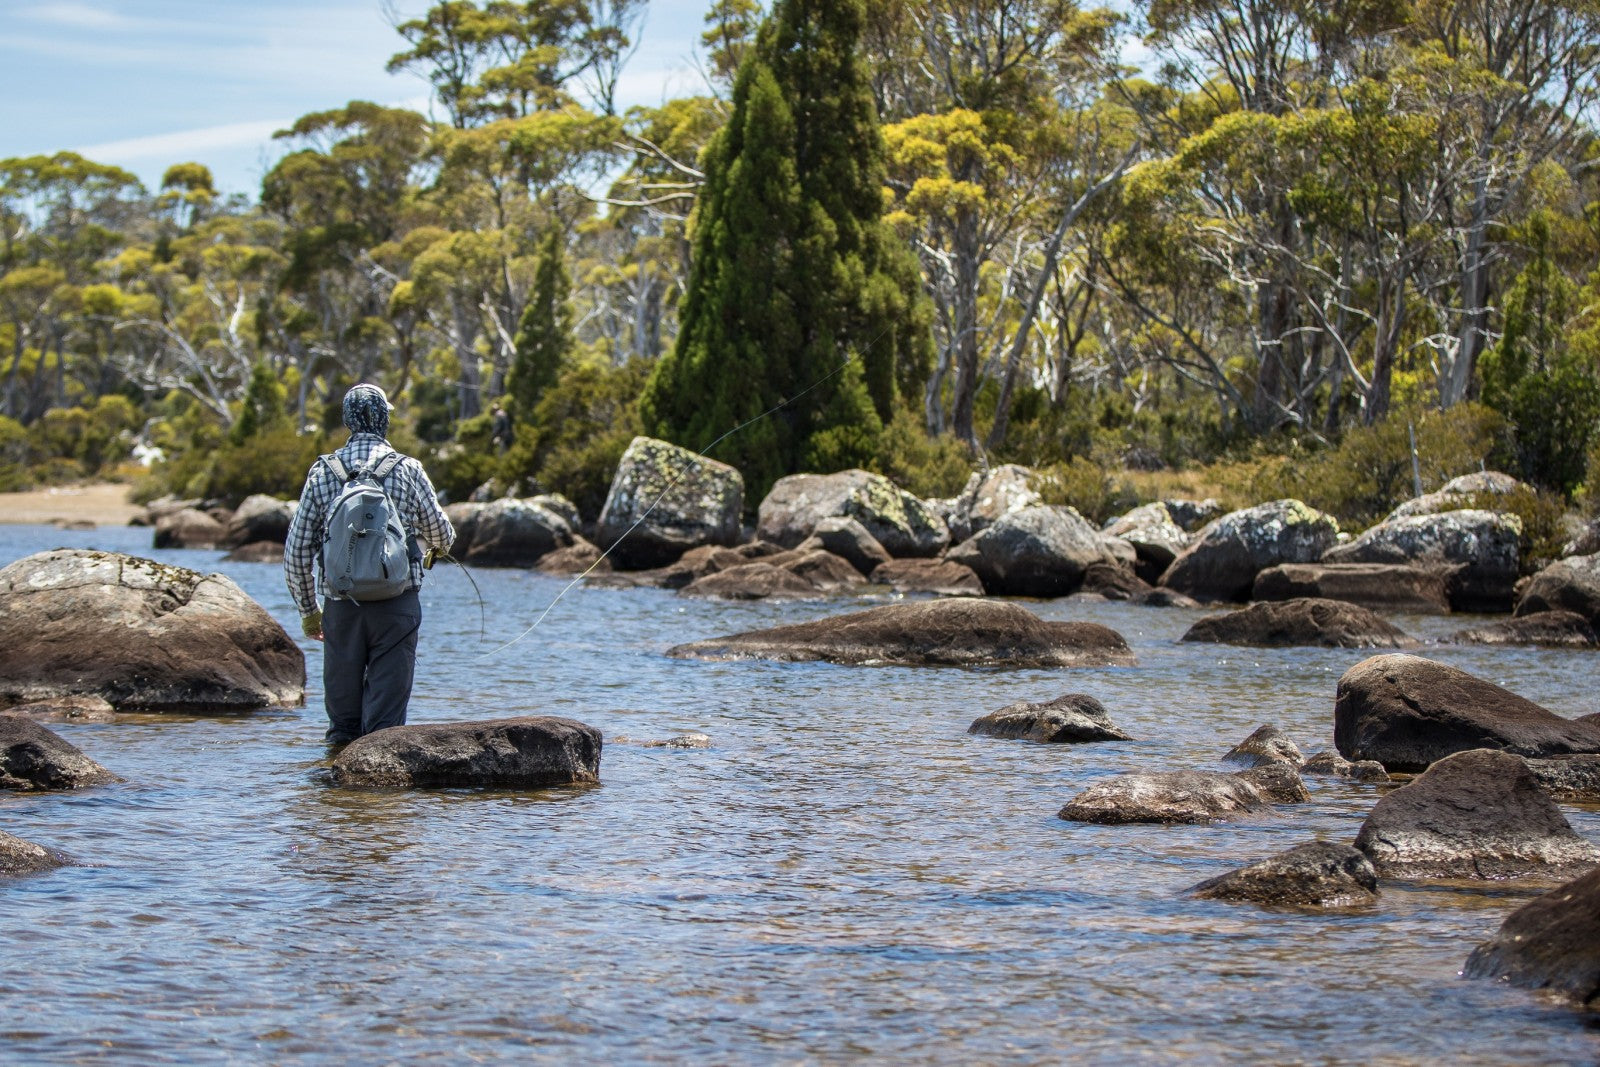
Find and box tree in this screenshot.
[640,0,931,497]
[508,227,573,420]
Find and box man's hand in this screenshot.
[301,610,324,641]
[424,547,443,570]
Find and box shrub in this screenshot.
[1035,456,1137,525]
[1470,486,1567,575]
[872,407,972,499]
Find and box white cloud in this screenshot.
[78,119,289,162]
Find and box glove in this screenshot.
[424,547,442,570]
[301,610,323,640]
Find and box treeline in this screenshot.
[2,0,1598,528]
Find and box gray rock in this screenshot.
[1058,763,1308,825]
[1301,750,1388,782]
[756,470,948,558]
[1251,562,1453,614]
[1323,509,1521,612]
[0,714,119,790]
[1103,502,1190,574]
[1464,865,1600,1005]
[0,550,304,712]
[330,716,602,788]
[1452,611,1598,648]
[946,504,1108,596]
[153,507,227,550]
[934,465,1044,544]
[1354,748,1600,880]
[1182,598,1415,649]
[0,829,65,876]
[596,437,743,569]
[1223,724,1303,768]
[1387,471,1528,520]
[1333,653,1600,772]
[968,693,1132,743]
[795,516,892,577]
[223,494,295,548]
[1514,554,1600,627]
[1190,842,1379,907]
[869,558,984,597]
[1161,500,1340,603]
[1163,498,1224,532]
[1521,755,1600,802]
[447,496,575,567]
[668,598,1136,668]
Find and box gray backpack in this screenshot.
[320,451,411,601]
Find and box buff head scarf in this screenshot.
[342,383,392,438]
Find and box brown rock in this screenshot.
[868,558,983,597]
[1058,763,1308,825]
[968,693,1132,743]
[330,716,602,788]
[1251,562,1453,614]
[1190,842,1379,907]
[1451,610,1597,648]
[1182,597,1415,649]
[1464,865,1600,1005]
[0,714,119,791]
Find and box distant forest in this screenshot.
[2,0,1598,529]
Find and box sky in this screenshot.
[0,0,716,200]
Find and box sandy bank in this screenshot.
[0,483,142,526]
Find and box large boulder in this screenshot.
[869,558,984,597]
[223,494,295,548]
[757,470,948,558]
[667,598,1136,668]
[153,507,227,550]
[1251,562,1453,614]
[1451,611,1598,649]
[1333,654,1600,772]
[595,437,743,570]
[1322,509,1521,612]
[1160,500,1339,603]
[1464,865,1600,1006]
[1058,763,1308,825]
[933,464,1043,544]
[1190,842,1379,907]
[448,496,576,567]
[945,504,1108,597]
[1181,598,1415,649]
[329,716,602,788]
[1103,502,1190,579]
[1353,748,1600,880]
[1514,554,1600,627]
[0,549,305,711]
[967,693,1132,744]
[1387,470,1528,520]
[0,714,119,791]
[0,830,64,876]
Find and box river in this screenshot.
[2,522,1597,1064]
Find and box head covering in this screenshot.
[342,383,392,437]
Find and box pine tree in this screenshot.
[639,0,931,499]
[509,228,573,423]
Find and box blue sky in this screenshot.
[1,0,715,199]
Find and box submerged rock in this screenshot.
[1160,500,1340,603]
[1190,842,1379,907]
[1352,749,1600,880]
[667,598,1136,668]
[1451,611,1598,648]
[1464,865,1600,1005]
[0,549,304,712]
[0,695,118,724]
[1301,750,1388,782]
[1182,597,1415,649]
[1058,763,1308,825]
[968,693,1132,744]
[330,716,602,789]
[1223,724,1304,768]
[1333,654,1600,772]
[0,714,119,791]
[0,830,65,876]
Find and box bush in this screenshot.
[872,407,972,499]
[1035,456,1137,525]
[1470,486,1567,576]
[206,427,327,505]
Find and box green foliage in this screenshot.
[1468,486,1567,576]
[206,426,327,505]
[1035,457,1137,525]
[230,362,290,444]
[871,406,972,499]
[429,413,500,504]
[508,229,573,422]
[515,357,647,520]
[0,415,29,491]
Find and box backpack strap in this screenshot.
[320,454,350,482]
[370,451,404,480]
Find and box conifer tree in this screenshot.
[639,0,931,499]
[509,229,573,423]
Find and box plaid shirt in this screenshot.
[284,433,455,617]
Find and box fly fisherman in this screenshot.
[284,383,455,744]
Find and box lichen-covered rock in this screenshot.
[869,558,984,597]
[0,714,119,790]
[1323,509,1521,612]
[933,464,1044,544]
[1301,750,1388,782]
[757,470,948,558]
[1251,562,1453,614]
[946,504,1109,596]
[1103,502,1190,576]
[1223,724,1304,768]
[1452,611,1598,648]
[1160,500,1339,603]
[595,437,743,570]
[1182,598,1415,649]
[0,829,65,876]
[1190,842,1379,907]
[1058,763,1308,825]
[668,598,1136,668]
[0,695,118,724]
[153,507,227,550]
[1514,554,1600,627]
[794,515,892,577]
[1521,755,1600,802]
[968,693,1132,744]
[1333,654,1600,772]
[447,496,575,567]
[223,494,295,548]
[1353,748,1600,880]
[1386,471,1528,520]
[330,716,602,788]
[1465,865,1600,1006]
[0,549,304,711]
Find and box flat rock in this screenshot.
[1251,562,1453,614]
[0,695,119,724]
[1190,842,1379,907]
[667,598,1136,668]
[1451,610,1598,648]
[1161,500,1340,603]
[596,437,743,569]
[680,560,825,600]
[968,693,1132,743]
[1182,597,1415,649]
[330,716,602,788]
[0,829,65,876]
[1058,763,1307,825]
[869,558,984,597]
[1464,865,1600,1005]
[1333,654,1600,772]
[1354,749,1600,880]
[0,549,304,711]
[1223,724,1303,768]
[0,714,119,790]
[1301,750,1388,782]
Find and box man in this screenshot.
[284,383,455,744]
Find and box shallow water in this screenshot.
[2,522,1598,1065]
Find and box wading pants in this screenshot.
[321,588,421,743]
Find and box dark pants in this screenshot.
[321,589,422,743]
